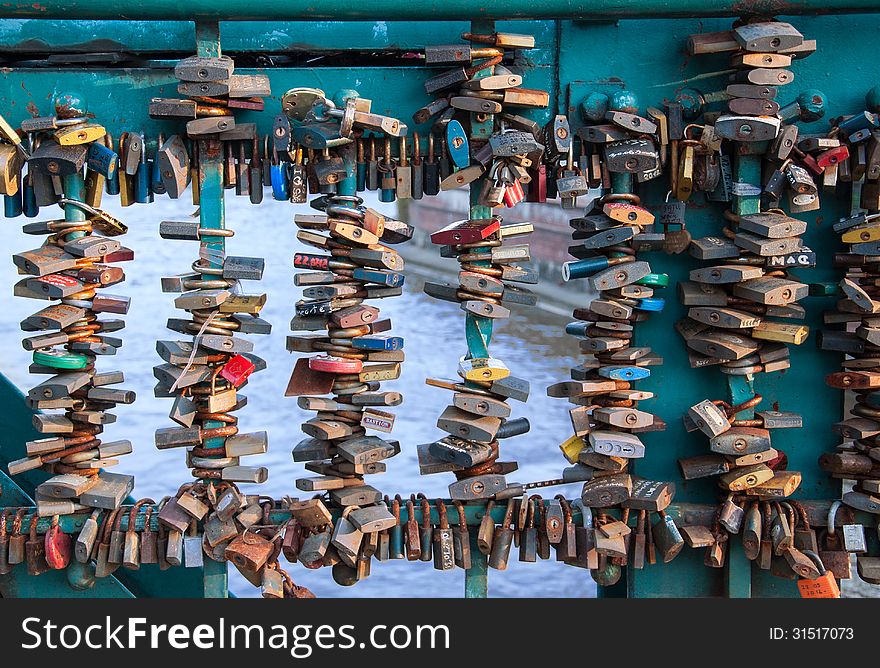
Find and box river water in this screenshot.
[0,191,595,598]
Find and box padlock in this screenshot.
[140,506,158,565]
[261,564,285,599]
[25,515,49,576]
[675,140,697,200]
[488,499,516,570]
[415,495,433,563]
[299,526,331,565]
[796,551,840,599]
[569,500,600,569]
[432,500,455,570]
[44,515,71,570]
[518,498,539,563]
[479,162,507,207]
[225,530,273,572]
[651,510,684,562]
[331,507,363,569]
[270,146,289,200]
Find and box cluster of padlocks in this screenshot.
[415,32,540,515]
[816,99,880,585]
[283,88,415,584]
[6,98,137,519]
[671,17,878,592]
[669,19,825,580]
[4,17,880,598]
[148,54,293,593]
[549,121,679,575]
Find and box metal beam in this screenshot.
[2,0,880,21]
[3,499,874,534]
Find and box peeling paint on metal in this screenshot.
[372,20,389,45]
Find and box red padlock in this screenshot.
[220,354,256,387]
[503,178,525,207]
[816,145,850,170]
[45,516,72,569]
[308,354,363,374]
[526,164,547,203]
[766,449,788,471]
[430,218,500,245]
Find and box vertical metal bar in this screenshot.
[460,17,498,600]
[202,553,229,598]
[610,171,631,194]
[193,20,229,599]
[62,173,87,239]
[722,152,763,598]
[725,540,752,598]
[195,20,225,279]
[610,170,635,600]
[727,153,761,422]
[464,531,488,598]
[337,141,357,199]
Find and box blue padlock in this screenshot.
[351,335,405,351]
[596,365,651,381]
[564,322,590,338]
[635,297,665,311]
[86,142,118,179]
[105,164,120,196]
[4,190,22,218]
[22,173,37,217]
[353,268,404,287]
[562,256,609,281]
[446,120,469,170]
[271,161,289,200]
[379,177,396,202]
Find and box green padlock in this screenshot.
[636,272,670,288]
[33,349,89,370]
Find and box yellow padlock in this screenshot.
[55,122,107,146]
[559,434,585,464]
[842,224,880,244]
[457,356,510,382]
[750,322,810,345]
[675,140,697,201]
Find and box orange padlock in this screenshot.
[797,550,840,599]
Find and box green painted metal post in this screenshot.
[62,172,87,239]
[460,16,497,600]
[464,532,488,598]
[725,540,752,598]
[722,152,764,597]
[0,469,35,507]
[202,556,229,598]
[194,20,229,599]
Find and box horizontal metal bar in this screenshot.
[2,0,880,21]
[2,499,875,534]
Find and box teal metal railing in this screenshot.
[1,3,879,598]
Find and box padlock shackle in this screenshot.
[800,549,829,577]
[828,499,842,535]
